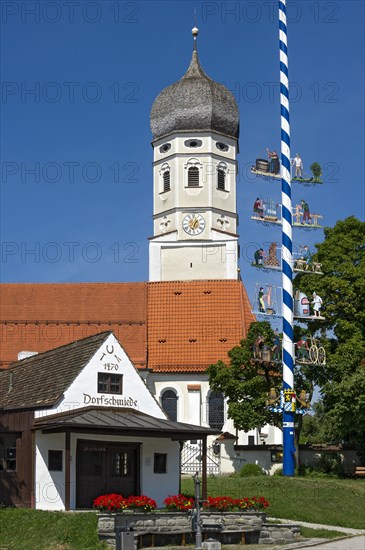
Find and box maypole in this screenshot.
[279,0,295,476]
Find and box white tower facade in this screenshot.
[149,30,240,282]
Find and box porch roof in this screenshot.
[34,406,220,440]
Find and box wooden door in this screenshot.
[76,440,140,509]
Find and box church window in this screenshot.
[208,391,224,430]
[159,143,171,153]
[217,169,226,191]
[98,373,123,394]
[188,166,199,187]
[163,170,170,192]
[216,142,229,152]
[185,139,202,148]
[161,389,178,421]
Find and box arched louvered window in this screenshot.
[208,391,224,430]
[161,389,178,421]
[188,166,199,187]
[163,171,170,192]
[217,169,226,191]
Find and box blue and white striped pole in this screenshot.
[279,0,295,476]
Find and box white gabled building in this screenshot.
[0,331,218,510]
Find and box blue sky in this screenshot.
[1,0,364,311]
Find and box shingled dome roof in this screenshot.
[150,34,239,141]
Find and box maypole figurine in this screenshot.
[251,149,282,181]
[292,203,323,228]
[295,336,309,361]
[299,199,311,224]
[251,197,279,224]
[294,290,310,318]
[294,289,325,319]
[252,243,280,271]
[252,283,280,316]
[250,151,323,185]
[253,248,265,265]
[293,245,322,273]
[311,292,324,317]
[291,160,323,185]
[295,336,326,365]
[266,147,280,174]
[292,153,303,178]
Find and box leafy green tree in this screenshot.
[294,216,365,461]
[207,321,282,433]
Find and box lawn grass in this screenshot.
[1,478,364,548]
[299,526,348,539]
[0,509,108,550]
[181,475,365,529]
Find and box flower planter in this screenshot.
[98,510,267,548]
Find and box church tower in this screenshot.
[149,28,240,281]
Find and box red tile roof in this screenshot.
[147,280,255,372]
[0,281,255,372]
[0,283,147,370]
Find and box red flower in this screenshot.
[93,493,156,512]
[202,495,269,512]
[164,494,195,511]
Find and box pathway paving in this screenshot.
[270,517,365,536]
[280,535,365,549]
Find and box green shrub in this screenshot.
[314,453,344,477]
[297,454,345,478]
[238,463,266,477]
[273,467,283,477]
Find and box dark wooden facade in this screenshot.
[0,409,34,507]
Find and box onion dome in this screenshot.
[150,28,239,141]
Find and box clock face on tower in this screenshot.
[182,213,206,236]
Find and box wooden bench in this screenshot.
[344,466,365,477]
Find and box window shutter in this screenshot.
[217,169,226,190]
[163,171,170,192]
[188,167,199,187]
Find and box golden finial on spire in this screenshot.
[192,7,199,51]
[192,26,199,51]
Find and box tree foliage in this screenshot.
[294,216,365,461]
[208,217,365,462]
[207,321,312,434]
[207,321,281,433]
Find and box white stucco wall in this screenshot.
[35,334,166,420]
[150,372,282,474]
[35,432,66,510]
[35,431,180,510]
[150,131,239,283]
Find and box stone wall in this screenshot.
[260,523,301,545]
[98,511,300,548]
